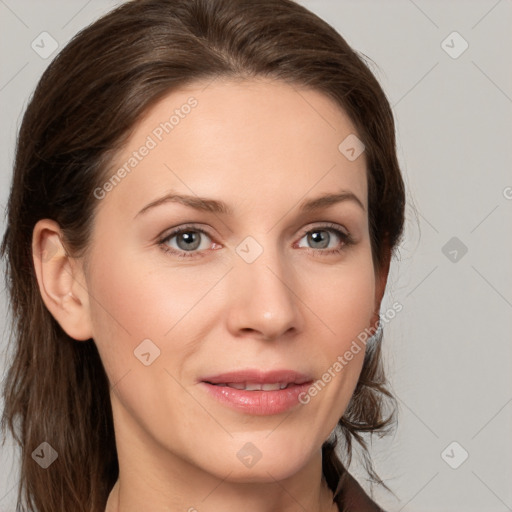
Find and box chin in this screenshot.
[221,460,309,484]
[202,436,316,483]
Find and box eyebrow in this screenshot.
[134,190,365,219]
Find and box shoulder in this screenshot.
[335,471,387,512]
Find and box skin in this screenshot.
[32,77,389,512]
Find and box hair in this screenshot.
[0,0,405,511]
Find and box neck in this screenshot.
[105,477,338,512]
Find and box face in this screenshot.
[81,78,381,483]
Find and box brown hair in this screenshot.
[0,0,405,510]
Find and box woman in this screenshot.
[0,0,405,511]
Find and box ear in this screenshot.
[32,219,93,341]
[370,241,392,329]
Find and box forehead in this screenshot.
[97,78,368,219]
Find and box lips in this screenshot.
[199,369,314,415]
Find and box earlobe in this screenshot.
[32,219,93,341]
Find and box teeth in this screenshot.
[228,382,246,390]
[215,382,290,391]
[245,382,263,391]
[261,383,282,391]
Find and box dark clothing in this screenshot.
[334,471,386,512]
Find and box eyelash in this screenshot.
[157,223,354,259]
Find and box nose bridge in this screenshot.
[227,234,301,339]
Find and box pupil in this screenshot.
[309,230,329,249]
[178,232,200,250]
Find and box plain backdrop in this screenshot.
[1,1,511,511]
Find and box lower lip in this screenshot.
[200,382,312,415]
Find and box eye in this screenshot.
[296,224,353,255]
[158,225,216,258]
[157,222,353,259]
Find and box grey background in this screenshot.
[1,1,511,511]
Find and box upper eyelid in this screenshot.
[160,224,212,241]
[300,222,348,236]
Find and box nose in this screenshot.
[225,243,304,341]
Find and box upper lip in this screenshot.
[200,369,313,385]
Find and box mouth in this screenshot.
[199,369,313,415]
[206,381,296,391]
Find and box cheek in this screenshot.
[85,246,227,377]
[83,241,160,377]
[84,252,214,439]
[301,252,376,425]
[306,254,377,352]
